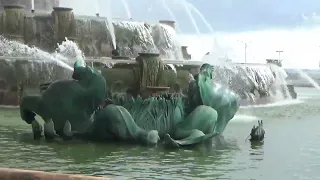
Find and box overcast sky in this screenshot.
[58,0,320,68]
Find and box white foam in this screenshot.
[240,99,304,109]
[230,114,260,123]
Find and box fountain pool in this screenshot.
[0,87,319,180]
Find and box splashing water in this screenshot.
[55,37,85,64]
[0,36,74,71]
[121,0,132,19]
[160,0,182,33]
[268,64,292,100]
[167,64,177,73]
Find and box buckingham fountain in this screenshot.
[0,1,297,107]
[0,1,298,178]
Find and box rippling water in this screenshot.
[0,87,320,180]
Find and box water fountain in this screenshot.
[0,0,294,107]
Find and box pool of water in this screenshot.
[0,87,319,180]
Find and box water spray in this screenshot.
[120,0,132,19]
[161,0,182,33]
[31,0,35,13]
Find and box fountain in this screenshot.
[0,1,294,107]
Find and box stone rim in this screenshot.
[138,52,160,57]
[3,5,25,9]
[159,20,175,24]
[111,56,130,60]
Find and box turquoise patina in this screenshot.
[19,61,239,148]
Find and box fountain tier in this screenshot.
[0,6,185,60]
[0,55,294,106]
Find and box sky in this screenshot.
[59,0,320,68]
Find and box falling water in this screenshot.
[121,0,132,19]
[160,0,182,33]
[105,0,117,49]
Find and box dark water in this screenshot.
[0,87,319,180]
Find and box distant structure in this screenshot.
[266,59,282,67]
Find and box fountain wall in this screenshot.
[0,5,187,59]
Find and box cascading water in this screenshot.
[269,64,292,100]
[112,20,157,56]
[152,23,183,60]
[212,62,292,105]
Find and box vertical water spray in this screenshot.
[187,2,214,34]
[31,0,35,13]
[181,1,200,34]
[121,0,132,19]
[105,0,117,50]
[187,2,222,61]
[160,0,182,33]
[295,69,320,90]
